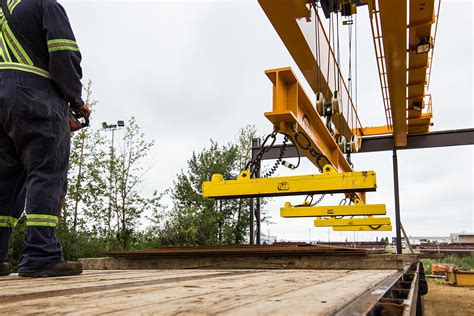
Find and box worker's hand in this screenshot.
[78,102,92,119]
[69,102,91,132]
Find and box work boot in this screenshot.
[19,261,83,278]
[0,262,11,276]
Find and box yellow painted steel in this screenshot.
[314,217,391,227]
[258,0,361,142]
[264,68,352,173]
[280,202,386,218]
[333,225,393,232]
[377,0,408,147]
[446,269,474,287]
[202,165,377,199]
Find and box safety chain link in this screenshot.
[293,129,329,172]
[245,128,299,178]
[245,128,279,178]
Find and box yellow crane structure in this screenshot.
[202,0,473,252]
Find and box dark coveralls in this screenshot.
[0,0,83,273]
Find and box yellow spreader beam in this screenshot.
[315,217,391,227]
[202,165,377,199]
[280,202,386,218]
[333,225,393,232]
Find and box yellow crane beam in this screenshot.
[265,67,351,173]
[202,165,377,199]
[333,225,393,232]
[280,202,386,218]
[315,217,391,227]
[378,0,408,147]
[259,0,361,141]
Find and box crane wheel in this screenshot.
[337,136,347,153]
[332,90,341,115]
[316,92,325,116]
[350,135,361,153]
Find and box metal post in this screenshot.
[249,198,254,245]
[256,160,262,245]
[392,148,402,254]
[249,138,261,245]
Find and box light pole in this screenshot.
[102,121,125,237]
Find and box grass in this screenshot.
[421,255,474,275]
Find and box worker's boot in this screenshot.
[0,261,11,276]
[18,261,83,278]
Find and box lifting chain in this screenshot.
[245,128,300,178]
[293,129,329,172]
[305,194,325,206]
[244,128,279,177]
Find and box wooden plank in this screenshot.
[0,270,396,315]
[0,270,224,295]
[79,254,406,271]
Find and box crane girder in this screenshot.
[258,0,362,142]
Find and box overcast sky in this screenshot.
[60,0,473,242]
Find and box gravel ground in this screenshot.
[424,279,474,316]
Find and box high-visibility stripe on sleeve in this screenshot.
[2,23,33,66]
[26,214,59,227]
[47,39,80,53]
[0,216,19,228]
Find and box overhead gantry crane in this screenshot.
[203,0,447,240]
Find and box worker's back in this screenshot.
[0,0,83,106]
[0,0,88,277]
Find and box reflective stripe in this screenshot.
[0,0,21,18]
[26,214,59,227]
[0,216,18,228]
[47,39,80,53]
[0,62,51,78]
[9,0,21,13]
[3,23,33,65]
[0,32,11,62]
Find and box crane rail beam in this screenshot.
[258,0,361,141]
[252,129,474,160]
[378,0,408,147]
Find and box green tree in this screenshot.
[156,125,258,246]
[113,117,161,249]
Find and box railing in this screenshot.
[369,0,393,130]
[427,0,442,89]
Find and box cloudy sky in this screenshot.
[61,0,473,242]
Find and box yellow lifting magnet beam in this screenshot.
[280,202,386,218]
[202,165,377,199]
[314,217,391,227]
[333,225,393,232]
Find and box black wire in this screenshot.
[264,135,289,178]
[369,225,383,230]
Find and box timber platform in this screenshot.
[0,245,423,315]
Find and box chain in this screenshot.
[293,129,329,172]
[245,128,279,177]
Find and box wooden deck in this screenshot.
[0,269,396,315]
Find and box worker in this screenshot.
[0,0,90,277]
